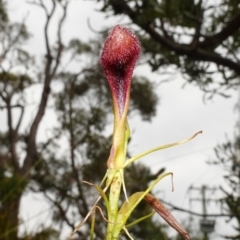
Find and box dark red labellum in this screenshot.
[101,25,140,116]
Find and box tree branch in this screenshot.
[40,0,56,57]
[43,193,85,237]
[190,0,203,49]
[49,1,67,79]
[0,21,27,64]
[199,12,240,49]
[15,104,24,133]
[21,0,65,175]
[0,103,25,137]
[112,0,240,76]
[5,97,20,171]
[67,87,105,239]
[145,23,240,75]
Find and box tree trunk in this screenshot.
[0,174,26,240]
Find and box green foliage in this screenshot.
[0,0,8,23]
[0,72,33,93]
[68,39,92,54]
[130,76,158,121]
[159,0,202,28]
[19,227,59,240]
[0,169,27,240]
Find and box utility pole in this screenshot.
[189,185,217,240]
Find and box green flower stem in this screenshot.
[90,209,96,240]
[106,169,123,240]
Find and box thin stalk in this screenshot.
[105,169,123,240]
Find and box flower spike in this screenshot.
[69,24,201,240]
[101,25,140,169]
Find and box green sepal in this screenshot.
[125,211,155,229]
[124,131,202,167]
[84,181,110,215]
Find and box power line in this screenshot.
[150,146,214,166]
[161,199,232,218]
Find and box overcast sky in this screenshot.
[5,0,239,239]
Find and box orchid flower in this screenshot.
[101,25,140,170]
[69,25,202,240]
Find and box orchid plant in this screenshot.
[68,25,201,240]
